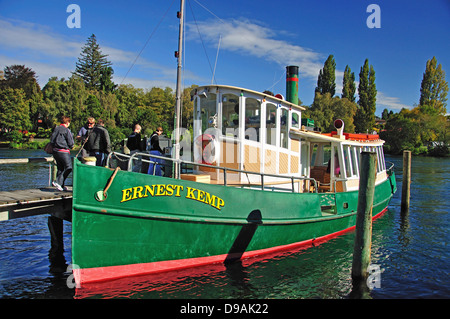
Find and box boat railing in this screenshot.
[106,151,319,193]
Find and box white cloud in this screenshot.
[376,92,411,111]
[0,54,73,84]
[0,19,81,58]
[186,19,323,79]
[0,18,179,89]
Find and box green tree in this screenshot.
[1,65,44,131]
[380,108,422,155]
[115,84,144,130]
[355,59,376,133]
[85,94,102,120]
[143,87,175,132]
[381,108,393,120]
[73,34,113,90]
[342,65,356,102]
[308,93,357,133]
[419,56,448,115]
[99,66,117,93]
[0,88,32,131]
[315,55,336,96]
[1,65,41,99]
[41,76,88,131]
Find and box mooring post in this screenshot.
[352,152,377,284]
[401,150,411,213]
[48,215,67,272]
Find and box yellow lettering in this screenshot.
[197,189,206,202]
[155,184,166,196]
[186,187,196,199]
[165,184,174,196]
[204,192,216,206]
[132,186,144,200]
[120,184,223,211]
[212,197,225,211]
[174,185,183,197]
[121,188,133,202]
[144,185,155,197]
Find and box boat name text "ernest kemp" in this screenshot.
[120,184,225,211]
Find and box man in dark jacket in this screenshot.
[126,124,143,172]
[85,119,111,166]
[148,126,163,176]
[76,117,95,158]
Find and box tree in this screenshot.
[99,66,117,93]
[1,65,41,99]
[380,109,421,155]
[73,34,113,90]
[309,93,357,133]
[115,84,144,130]
[42,76,88,130]
[315,55,336,96]
[381,108,393,120]
[342,65,356,102]
[355,59,376,133]
[419,56,448,115]
[2,65,44,131]
[0,88,32,132]
[85,94,102,120]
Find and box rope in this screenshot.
[75,128,93,158]
[187,0,216,84]
[103,167,120,198]
[120,0,176,85]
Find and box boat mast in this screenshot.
[173,0,184,179]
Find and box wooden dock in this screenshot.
[0,187,72,222]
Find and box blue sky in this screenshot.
[1,0,449,116]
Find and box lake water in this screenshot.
[0,149,449,299]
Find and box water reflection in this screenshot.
[1,152,449,299]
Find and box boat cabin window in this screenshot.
[343,145,353,178]
[292,112,300,129]
[280,108,288,148]
[222,93,240,137]
[351,146,360,177]
[376,146,386,172]
[200,92,217,132]
[266,103,277,146]
[311,143,331,167]
[245,97,261,142]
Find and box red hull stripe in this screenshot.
[74,207,388,286]
[286,77,298,82]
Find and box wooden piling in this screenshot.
[401,150,411,213]
[352,152,377,282]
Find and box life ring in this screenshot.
[195,134,218,165]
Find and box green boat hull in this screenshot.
[71,159,396,285]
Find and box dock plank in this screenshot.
[0,187,73,221]
[0,187,73,205]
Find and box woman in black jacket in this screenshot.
[50,116,74,191]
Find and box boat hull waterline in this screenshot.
[72,160,396,286]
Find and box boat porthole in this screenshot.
[95,190,107,202]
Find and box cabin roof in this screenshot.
[192,84,306,111]
[290,128,385,146]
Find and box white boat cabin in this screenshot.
[189,85,387,193]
